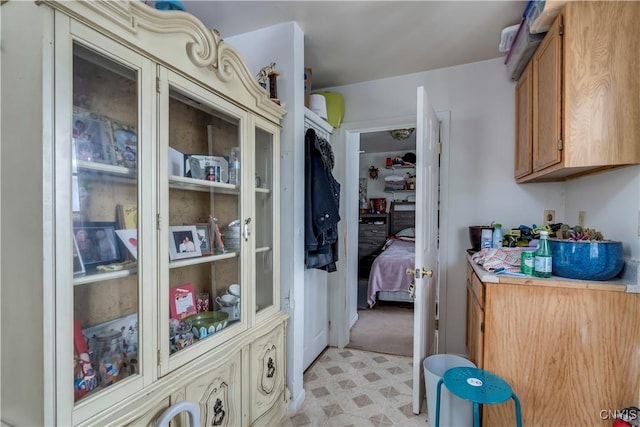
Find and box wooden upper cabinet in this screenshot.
[516,2,640,183]
[515,62,533,179]
[532,14,563,173]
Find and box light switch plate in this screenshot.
[578,211,586,228]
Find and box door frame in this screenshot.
[329,112,451,358]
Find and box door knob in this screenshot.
[406,268,433,278]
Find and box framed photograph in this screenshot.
[72,106,115,165]
[184,154,228,183]
[73,233,86,276]
[111,119,137,170]
[169,283,197,320]
[168,225,202,260]
[73,221,121,271]
[115,229,138,260]
[190,223,212,256]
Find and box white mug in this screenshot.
[216,294,238,307]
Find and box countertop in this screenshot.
[467,254,640,293]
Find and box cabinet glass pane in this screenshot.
[71,43,139,403]
[167,88,242,355]
[255,127,274,312]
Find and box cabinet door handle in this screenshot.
[244,217,251,241]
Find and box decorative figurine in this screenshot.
[368,166,379,179]
[268,69,280,105]
[256,62,276,89]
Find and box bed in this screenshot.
[366,202,416,307]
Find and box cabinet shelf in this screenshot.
[73,266,138,286]
[256,246,272,253]
[75,160,136,178]
[385,165,415,170]
[169,251,239,269]
[169,175,239,194]
[384,189,415,193]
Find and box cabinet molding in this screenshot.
[43,0,285,122]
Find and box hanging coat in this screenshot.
[304,128,341,272]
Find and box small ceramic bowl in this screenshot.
[549,239,624,281]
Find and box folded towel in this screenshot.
[471,247,529,273]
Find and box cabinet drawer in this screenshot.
[359,224,388,235]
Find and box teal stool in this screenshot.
[435,366,522,427]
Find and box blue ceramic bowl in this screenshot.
[549,239,624,281]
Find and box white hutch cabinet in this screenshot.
[1,1,287,426]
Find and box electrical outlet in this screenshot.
[578,211,586,228]
[544,209,555,225]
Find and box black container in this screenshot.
[468,225,494,251]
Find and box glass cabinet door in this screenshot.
[160,69,248,371]
[254,120,280,315]
[69,42,142,404]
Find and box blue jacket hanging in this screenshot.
[305,128,340,272]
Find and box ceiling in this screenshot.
[182,0,525,152]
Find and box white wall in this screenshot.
[326,57,567,354]
[227,22,309,412]
[565,166,640,260]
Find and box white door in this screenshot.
[303,269,328,369]
[412,86,440,413]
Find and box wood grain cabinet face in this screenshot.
[465,266,484,369]
[515,2,640,183]
[470,260,640,427]
[514,62,533,179]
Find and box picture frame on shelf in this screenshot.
[183,154,229,183]
[190,223,213,256]
[169,283,197,320]
[73,233,86,276]
[168,225,202,260]
[115,229,138,260]
[72,106,115,166]
[73,221,121,271]
[111,119,137,170]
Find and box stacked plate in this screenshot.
[223,220,241,249]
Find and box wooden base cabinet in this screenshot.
[516,2,640,183]
[1,1,287,426]
[467,262,640,426]
[465,264,484,369]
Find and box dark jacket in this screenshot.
[304,128,341,272]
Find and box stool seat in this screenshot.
[435,366,522,427]
[442,366,513,405]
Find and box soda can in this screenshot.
[521,250,535,275]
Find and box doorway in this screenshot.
[349,127,417,356]
[334,111,451,360]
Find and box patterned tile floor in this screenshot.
[283,347,429,427]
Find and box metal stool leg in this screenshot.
[512,393,523,427]
[435,378,444,427]
[473,402,480,427]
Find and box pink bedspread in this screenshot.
[367,239,415,307]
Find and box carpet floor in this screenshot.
[347,302,414,357]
